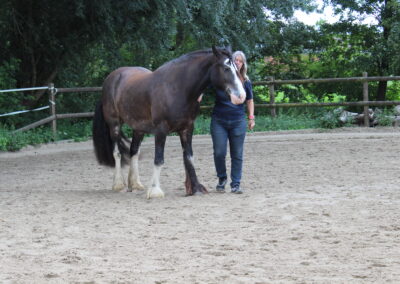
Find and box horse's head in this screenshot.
[210,46,246,105]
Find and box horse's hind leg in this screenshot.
[110,124,126,191]
[128,131,145,191]
[147,133,166,199]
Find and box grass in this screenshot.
[0,111,373,152]
[0,120,93,152]
[252,114,321,131]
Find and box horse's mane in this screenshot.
[156,47,232,71]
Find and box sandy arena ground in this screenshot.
[1,127,400,283]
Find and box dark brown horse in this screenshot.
[92,46,245,198]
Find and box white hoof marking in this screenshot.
[128,181,146,191]
[112,179,126,191]
[147,187,165,199]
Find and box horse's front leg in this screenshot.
[147,133,166,199]
[179,126,208,196]
[128,131,145,191]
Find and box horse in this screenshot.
[92,46,246,199]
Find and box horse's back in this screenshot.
[103,67,151,92]
[101,67,154,128]
[102,67,151,105]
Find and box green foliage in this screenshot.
[318,108,344,129]
[386,81,400,101]
[2,0,399,133]
[0,120,94,151]
[0,58,18,89]
[253,114,321,131]
[0,125,53,151]
[253,0,400,103]
[324,0,400,100]
[56,120,93,142]
[1,0,318,128]
[194,115,211,135]
[304,22,380,100]
[374,108,398,126]
[0,58,23,126]
[253,86,269,104]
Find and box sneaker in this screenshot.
[216,177,227,193]
[231,185,243,194]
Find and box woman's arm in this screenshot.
[247,99,255,130]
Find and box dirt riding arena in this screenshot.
[1,127,400,283]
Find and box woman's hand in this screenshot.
[248,119,255,130]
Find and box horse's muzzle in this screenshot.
[225,87,246,105]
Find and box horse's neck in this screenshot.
[179,55,214,100]
[154,54,213,102]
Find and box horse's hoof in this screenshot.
[128,182,146,191]
[147,187,165,199]
[199,184,208,193]
[191,184,208,195]
[112,183,126,192]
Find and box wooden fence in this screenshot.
[10,74,400,135]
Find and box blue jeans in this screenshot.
[211,116,247,187]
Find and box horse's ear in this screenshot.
[212,45,222,58]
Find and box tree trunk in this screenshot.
[169,21,185,51]
[375,0,392,101]
[22,67,58,108]
[376,81,387,101]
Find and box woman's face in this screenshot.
[234,55,244,71]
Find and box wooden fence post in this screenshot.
[48,83,57,138]
[267,76,276,117]
[362,72,369,127]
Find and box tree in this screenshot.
[325,0,400,100]
[302,22,380,102]
[0,0,316,112]
[1,0,169,107]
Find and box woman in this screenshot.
[211,50,255,194]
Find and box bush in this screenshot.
[318,109,342,129]
[374,108,397,126]
[0,125,56,151]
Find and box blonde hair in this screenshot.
[232,50,249,82]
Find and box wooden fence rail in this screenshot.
[8,74,400,135]
[253,75,400,86]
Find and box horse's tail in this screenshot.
[92,101,115,167]
[92,101,131,167]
